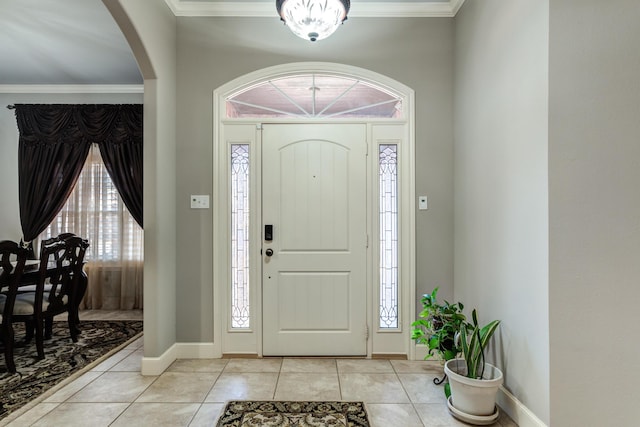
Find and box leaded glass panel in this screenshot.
[231,144,250,328]
[379,144,398,328]
[226,74,402,119]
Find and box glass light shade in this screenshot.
[277,0,350,42]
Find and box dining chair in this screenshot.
[13,238,88,361]
[17,235,65,344]
[20,233,89,341]
[0,240,31,373]
[42,235,89,341]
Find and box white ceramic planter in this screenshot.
[444,358,503,417]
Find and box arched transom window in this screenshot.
[226,73,403,119]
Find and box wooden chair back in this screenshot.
[0,240,30,373]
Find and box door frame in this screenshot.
[212,62,416,359]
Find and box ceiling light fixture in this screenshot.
[276,0,350,42]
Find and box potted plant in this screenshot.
[411,287,466,395]
[411,287,466,363]
[444,309,503,424]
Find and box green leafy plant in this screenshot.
[411,287,466,362]
[458,309,501,379]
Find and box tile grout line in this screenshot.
[106,353,158,426]
[390,361,429,427]
[335,359,344,401]
[273,358,283,400]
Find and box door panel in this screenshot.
[262,124,367,356]
[277,272,350,330]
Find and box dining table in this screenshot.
[3,259,62,293]
[1,257,87,335]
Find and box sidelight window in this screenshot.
[231,144,250,328]
[379,144,398,328]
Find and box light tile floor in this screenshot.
[2,311,518,427]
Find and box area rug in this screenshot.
[216,401,370,427]
[0,320,143,420]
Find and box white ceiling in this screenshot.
[0,0,463,86]
[0,0,141,85]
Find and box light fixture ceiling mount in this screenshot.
[276,0,350,42]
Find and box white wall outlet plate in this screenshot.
[418,196,428,210]
[190,194,210,209]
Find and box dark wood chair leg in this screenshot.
[23,319,34,344]
[72,273,88,333]
[44,317,53,340]
[2,323,16,374]
[68,316,78,343]
[34,317,45,360]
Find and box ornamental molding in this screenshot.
[164,0,466,18]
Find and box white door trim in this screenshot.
[212,62,416,359]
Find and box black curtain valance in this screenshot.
[14,104,143,243]
[15,104,142,147]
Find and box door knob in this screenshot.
[265,248,274,257]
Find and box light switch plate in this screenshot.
[418,196,428,210]
[190,195,210,209]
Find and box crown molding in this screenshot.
[0,85,144,94]
[164,0,466,18]
[450,0,466,15]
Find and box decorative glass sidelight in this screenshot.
[379,144,399,328]
[231,144,250,328]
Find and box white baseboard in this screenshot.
[141,342,218,375]
[497,386,547,427]
[175,342,219,359]
[415,345,547,427]
[141,344,178,376]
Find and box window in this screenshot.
[42,144,143,310]
[43,144,142,262]
[230,144,250,328]
[226,73,403,119]
[379,144,398,328]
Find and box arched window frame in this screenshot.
[213,62,417,359]
[223,66,408,121]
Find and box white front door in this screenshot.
[262,124,368,356]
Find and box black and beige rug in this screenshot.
[0,320,143,420]
[216,401,370,427]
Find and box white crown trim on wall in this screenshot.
[0,85,144,94]
[165,0,466,18]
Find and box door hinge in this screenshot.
[365,325,369,341]
[366,234,369,248]
[256,123,263,130]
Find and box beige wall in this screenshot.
[174,17,456,341]
[454,0,550,424]
[549,1,640,425]
[107,0,177,358]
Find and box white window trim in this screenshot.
[212,62,416,359]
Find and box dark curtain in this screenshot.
[94,106,143,228]
[14,104,143,244]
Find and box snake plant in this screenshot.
[458,309,500,379]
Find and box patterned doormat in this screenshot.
[0,320,143,420]
[216,401,370,427]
